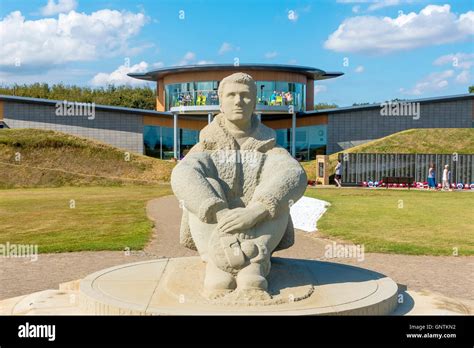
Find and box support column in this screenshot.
[173,113,178,160]
[291,112,296,157]
[306,78,314,111]
[208,112,213,124]
[256,113,261,121]
[156,79,165,112]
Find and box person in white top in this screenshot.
[442,164,451,191]
[334,159,342,188]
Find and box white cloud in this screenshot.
[151,62,165,69]
[41,0,77,16]
[314,85,327,95]
[264,51,278,59]
[177,52,195,66]
[197,60,215,65]
[175,52,213,66]
[338,0,414,12]
[182,52,195,61]
[433,53,474,70]
[355,65,364,73]
[433,53,473,86]
[455,70,470,84]
[324,5,474,54]
[218,42,239,55]
[399,70,454,95]
[367,0,402,12]
[400,52,473,95]
[91,61,163,86]
[0,10,148,69]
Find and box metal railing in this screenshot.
[168,90,303,110]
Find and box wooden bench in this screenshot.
[382,176,414,189]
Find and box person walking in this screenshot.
[442,164,451,191]
[334,159,342,188]
[428,163,436,190]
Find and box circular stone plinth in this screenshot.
[79,257,399,315]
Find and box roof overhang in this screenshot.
[128,63,343,82]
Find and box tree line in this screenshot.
[1,83,471,111]
[0,83,156,110]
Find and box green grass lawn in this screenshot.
[306,188,474,256]
[1,185,472,256]
[0,185,172,253]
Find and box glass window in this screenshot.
[295,125,327,161]
[161,126,174,159]
[275,128,291,151]
[165,80,305,111]
[274,125,327,161]
[145,124,325,161]
[255,81,305,111]
[180,128,199,158]
[144,125,160,158]
[165,81,219,109]
[144,125,199,159]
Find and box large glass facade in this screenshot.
[275,125,327,161]
[145,124,325,161]
[144,125,199,159]
[165,81,219,110]
[165,80,306,111]
[256,81,305,111]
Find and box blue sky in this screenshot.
[0,0,472,106]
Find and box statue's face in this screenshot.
[220,82,255,124]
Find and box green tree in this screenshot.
[314,102,338,110]
[0,83,156,110]
[469,86,474,93]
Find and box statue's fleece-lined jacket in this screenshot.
[171,113,307,251]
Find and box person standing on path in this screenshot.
[334,159,342,188]
[428,163,437,190]
[442,164,451,191]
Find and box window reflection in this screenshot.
[144,125,199,159]
[145,124,326,161]
[275,125,327,161]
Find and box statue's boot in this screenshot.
[234,262,271,301]
[203,261,236,299]
[236,262,268,291]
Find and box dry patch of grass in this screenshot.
[0,129,175,188]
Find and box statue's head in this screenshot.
[218,72,257,125]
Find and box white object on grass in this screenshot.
[290,196,330,232]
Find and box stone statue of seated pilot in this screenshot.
[171,72,307,299]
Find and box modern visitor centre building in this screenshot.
[129,63,343,160]
[0,63,472,160]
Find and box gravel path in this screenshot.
[1,195,472,301]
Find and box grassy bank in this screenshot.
[0,129,174,188]
[303,128,474,181]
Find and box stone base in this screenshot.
[78,257,399,315]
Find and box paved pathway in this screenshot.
[1,195,472,302]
